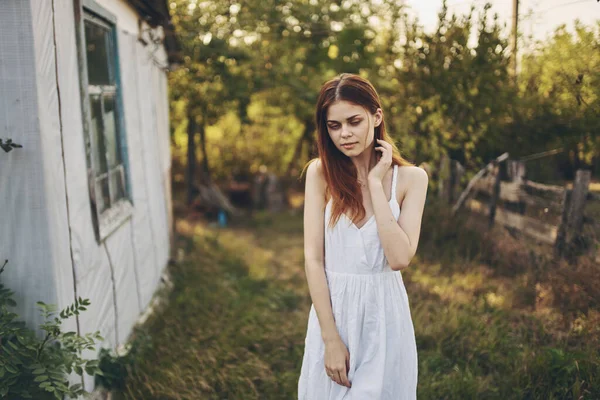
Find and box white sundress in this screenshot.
[298,164,418,400]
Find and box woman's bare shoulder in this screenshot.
[397,165,429,200]
[398,165,428,182]
[306,158,326,186]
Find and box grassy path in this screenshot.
[110,206,600,399]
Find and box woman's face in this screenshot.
[326,100,382,157]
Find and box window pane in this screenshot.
[90,95,108,174]
[97,174,111,214]
[103,94,121,168]
[109,167,126,203]
[84,20,112,85]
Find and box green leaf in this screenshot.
[53,381,69,391]
[3,344,14,355]
[34,374,49,382]
[33,368,46,374]
[16,335,28,345]
[69,383,82,391]
[48,371,65,381]
[5,364,17,373]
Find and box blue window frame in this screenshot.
[77,0,132,241]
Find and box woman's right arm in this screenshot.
[303,159,338,342]
[303,160,351,388]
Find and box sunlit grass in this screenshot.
[106,201,600,399]
[106,216,308,399]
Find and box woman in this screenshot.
[297,73,428,400]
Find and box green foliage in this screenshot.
[378,2,514,168]
[168,0,388,177]
[168,0,599,183]
[0,260,103,399]
[95,339,150,393]
[514,21,600,176]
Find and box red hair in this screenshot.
[305,73,413,228]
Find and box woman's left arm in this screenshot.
[369,165,429,270]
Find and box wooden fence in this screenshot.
[438,153,600,260]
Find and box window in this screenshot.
[78,1,132,241]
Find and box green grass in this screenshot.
[102,203,600,399]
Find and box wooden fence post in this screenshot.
[507,160,526,182]
[449,160,464,204]
[508,160,526,214]
[488,162,502,228]
[554,169,591,257]
[438,154,451,203]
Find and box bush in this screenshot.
[0,260,103,399]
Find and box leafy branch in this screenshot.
[0,261,103,399]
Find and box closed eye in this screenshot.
[327,120,361,130]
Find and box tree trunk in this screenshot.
[285,120,315,178]
[198,122,212,184]
[186,108,197,205]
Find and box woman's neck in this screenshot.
[351,145,377,182]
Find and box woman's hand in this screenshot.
[324,337,351,388]
[368,139,393,184]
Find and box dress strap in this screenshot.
[391,165,398,202]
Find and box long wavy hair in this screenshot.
[305,73,414,228]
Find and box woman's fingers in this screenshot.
[324,341,352,387]
[326,366,351,387]
[343,353,352,387]
[334,369,349,387]
[377,139,391,148]
[377,141,392,160]
[340,369,351,387]
[334,370,343,386]
[334,362,351,387]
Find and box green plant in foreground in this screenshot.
[0,260,104,399]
